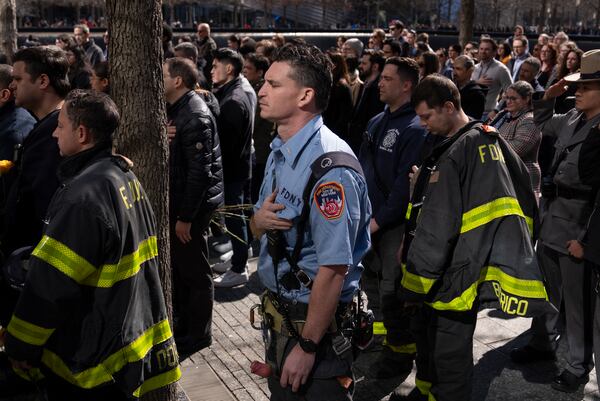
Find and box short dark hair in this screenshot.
[213,48,244,76]
[384,57,419,91]
[450,44,462,54]
[93,61,109,80]
[0,64,12,89]
[412,74,461,111]
[392,21,404,30]
[271,43,333,112]
[228,34,241,46]
[513,37,528,49]
[174,42,198,63]
[256,40,277,60]
[165,57,199,90]
[383,39,401,56]
[246,53,270,75]
[64,89,119,145]
[74,24,90,34]
[479,37,498,51]
[362,49,385,72]
[13,46,70,97]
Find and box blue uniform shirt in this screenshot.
[255,116,371,304]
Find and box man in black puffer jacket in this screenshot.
[163,57,224,356]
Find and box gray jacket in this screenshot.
[471,58,513,114]
[533,98,600,254]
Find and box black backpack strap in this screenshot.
[292,151,364,263]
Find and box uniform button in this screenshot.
[558,171,563,174]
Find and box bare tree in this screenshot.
[0,0,17,62]
[105,0,176,400]
[459,0,474,46]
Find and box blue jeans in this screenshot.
[224,180,249,273]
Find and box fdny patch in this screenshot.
[314,182,345,220]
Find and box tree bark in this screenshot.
[458,0,474,47]
[0,0,17,63]
[106,1,175,400]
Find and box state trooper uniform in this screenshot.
[523,86,600,384]
[255,116,371,401]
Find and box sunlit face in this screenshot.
[566,51,579,72]
[211,59,229,87]
[10,61,41,109]
[540,45,552,62]
[378,64,404,105]
[53,106,81,157]
[197,24,209,39]
[243,60,263,83]
[518,63,537,83]
[73,27,87,45]
[575,81,600,113]
[358,54,372,79]
[478,42,494,61]
[258,61,307,124]
[415,101,452,136]
[453,61,472,85]
[504,88,529,114]
[90,71,109,93]
[513,40,526,56]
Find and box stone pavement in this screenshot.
[182,256,600,401]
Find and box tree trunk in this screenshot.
[105,1,175,400]
[458,0,474,47]
[0,0,17,63]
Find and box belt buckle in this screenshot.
[331,335,352,356]
[295,270,313,289]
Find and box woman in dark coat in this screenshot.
[323,52,353,139]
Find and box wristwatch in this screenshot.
[298,337,318,354]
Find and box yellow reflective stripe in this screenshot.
[41,319,173,389]
[428,392,437,401]
[482,266,548,299]
[415,377,432,395]
[133,366,181,398]
[383,338,417,354]
[428,266,548,312]
[461,197,533,234]
[406,203,413,220]
[7,315,55,346]
[32,235,97,283]
[373,321,387,335]
[12,367,45,382]
[401,264,437,295]
[82,236,158,288]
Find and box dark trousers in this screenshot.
[415,304,478,401]
[170,213,213,343]
[363,225,414,350]
[224,180,249,273]
[529,244,594,377]
[44,370,130,401]
[266,332,353,401]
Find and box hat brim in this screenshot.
[564,72,600,82]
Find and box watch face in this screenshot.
[299,337,317,353]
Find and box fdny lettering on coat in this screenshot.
[314,182,345,220]
[119,179,144,210]
[478,144,505,164]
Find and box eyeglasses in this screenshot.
[504,96,520,102]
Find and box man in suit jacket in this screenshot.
[510,49,600,394]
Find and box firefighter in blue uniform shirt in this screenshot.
[250,44,371,400]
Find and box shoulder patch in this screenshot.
[314,182,345,220]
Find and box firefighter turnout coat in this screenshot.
[4,146,180,397]
[400,122,553,317]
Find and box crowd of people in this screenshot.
[0,18,598,401]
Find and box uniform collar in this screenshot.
[58,144,112,181]
[272,115,322,168]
